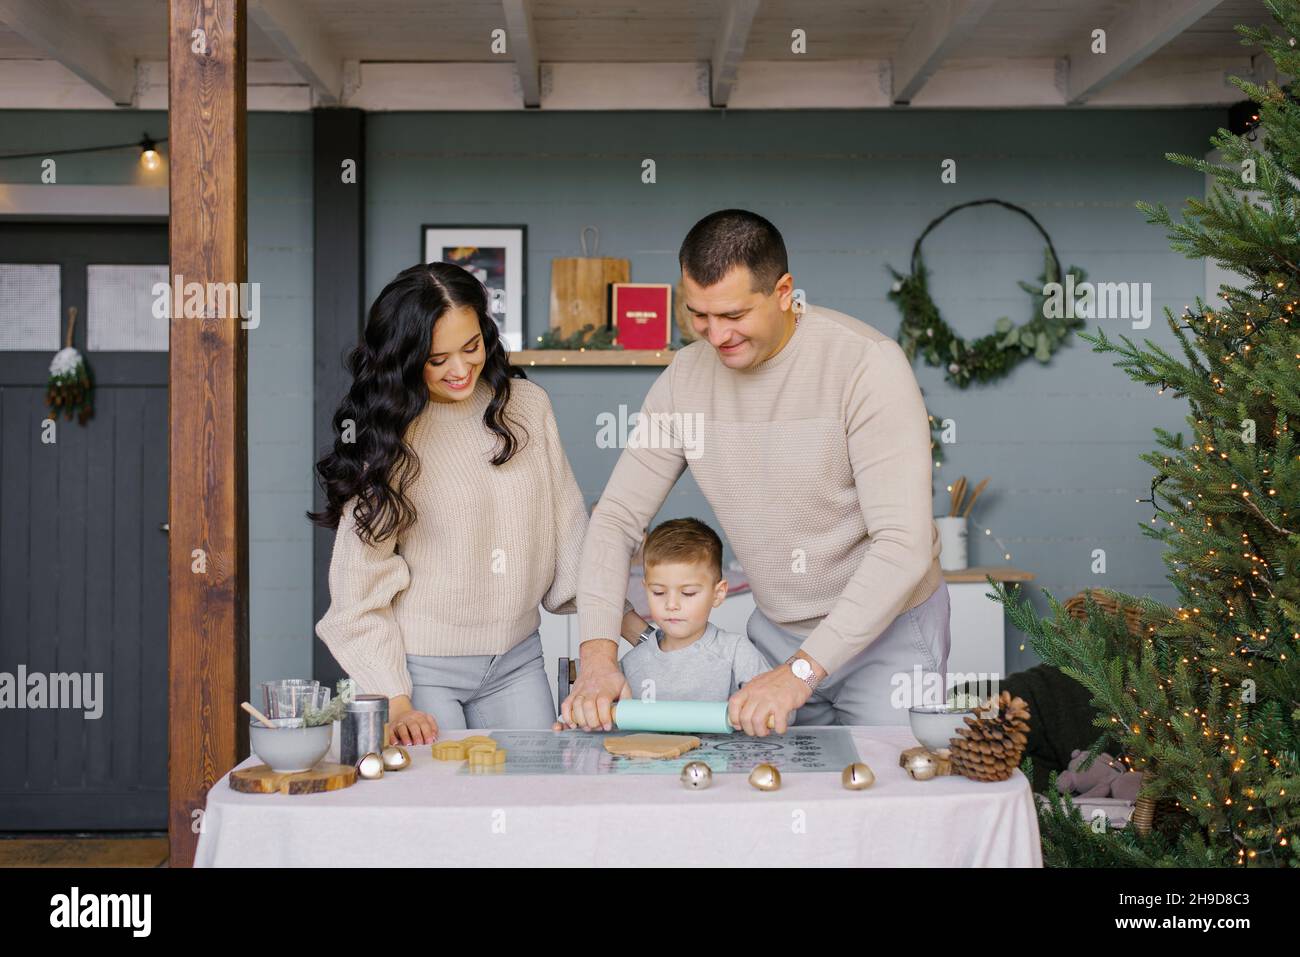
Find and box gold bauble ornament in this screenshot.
[904,753,937,781]
[357,751,385,779]
[381,745,410,771]
[680,761,712,789]
[842,762,875,790]
[748,763,781,791]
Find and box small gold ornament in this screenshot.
[357,751,385,779]
[842,762,875,790]
[904,753,937,781]
[381,745,410,771]
[748,763,781,791]
[681,761,712,790]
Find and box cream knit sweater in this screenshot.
[578,303,944,676]
[315,377,589,699]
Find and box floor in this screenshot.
[0,833,169,867]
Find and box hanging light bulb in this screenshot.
[140,135,161,172]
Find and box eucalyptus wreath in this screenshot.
[887,199,1088,388]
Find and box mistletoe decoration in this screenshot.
[888,199,1088,388]
[47,306,94,424]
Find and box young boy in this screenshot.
[620,517,771,702]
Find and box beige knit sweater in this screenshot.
[578,303,943,675]
[316,377,590,699]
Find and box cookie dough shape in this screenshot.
[603,733,702,759]
[433,735,506,764]
[431,740,466,761]
[467,745,507,767]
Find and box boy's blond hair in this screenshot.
[642,518,723,582]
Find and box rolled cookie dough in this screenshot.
[603,733,702,759]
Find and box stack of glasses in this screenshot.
[261,678,331,726]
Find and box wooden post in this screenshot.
[167,0,248,867]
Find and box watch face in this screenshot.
[792,658,812,680]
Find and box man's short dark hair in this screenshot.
[678,209,788,293]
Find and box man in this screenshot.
[560,209,949,735]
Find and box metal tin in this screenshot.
[341,694,388,766]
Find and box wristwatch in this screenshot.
[634,621,660,646]
[786,654,823,692]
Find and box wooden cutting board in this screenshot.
[549,257,629,337]
[229,762,357,795]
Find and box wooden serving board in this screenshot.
[549,257,629,337]
[229,762,357,795]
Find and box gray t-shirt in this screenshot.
[621,622,772,702]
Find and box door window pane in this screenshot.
[87,264,169,352]
[0,263,60,351]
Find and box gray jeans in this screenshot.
[406,631,555,731]
[746,580,952,726]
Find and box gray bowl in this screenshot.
[908,704,975,751]
[250,718,332,773]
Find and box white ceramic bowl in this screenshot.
[250,718,332,772]
[908,704,975,751]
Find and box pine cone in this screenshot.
[948,690,1031,782]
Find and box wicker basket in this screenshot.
[1063,589,1192,837]
[1063,589,1149,638]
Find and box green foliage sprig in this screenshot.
[532,323,621,350]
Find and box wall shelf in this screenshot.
[943,566,1035,584]
[511,349,675,367]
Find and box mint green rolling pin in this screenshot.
[610,700,776,733]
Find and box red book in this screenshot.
[611,283,672,350]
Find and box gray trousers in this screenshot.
[746,580,952,726]
[406,631,555,731]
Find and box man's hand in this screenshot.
[553,640,631,732]
[727,662,817,736]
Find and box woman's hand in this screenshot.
[387,694,438,746]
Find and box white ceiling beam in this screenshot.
[711,0,761,107]
[1064,0,1225,104]
[249,0,343,105]
[501,0,541,108]
[0,0,134,105]
[892,0,997,104]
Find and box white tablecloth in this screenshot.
[194,726,1042,867]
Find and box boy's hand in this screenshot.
[728,666,813,736]
[553,641,631,732]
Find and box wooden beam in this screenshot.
[891,0,996,105]
[710,0,760,107]
[1064,0,1225,104]
[312,107,365,689]
[167,0,249,869]
[249,0,343,105]
[0,0,135,104]
[501,0,540,108]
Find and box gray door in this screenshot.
[0,222,168,830]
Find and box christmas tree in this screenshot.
[991,0,1300,867]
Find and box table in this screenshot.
[194,726,1042,867]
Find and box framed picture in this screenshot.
[421,224,526,351]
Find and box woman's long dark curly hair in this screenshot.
[308,261,527,544]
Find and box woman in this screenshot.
[311,261,642,745]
